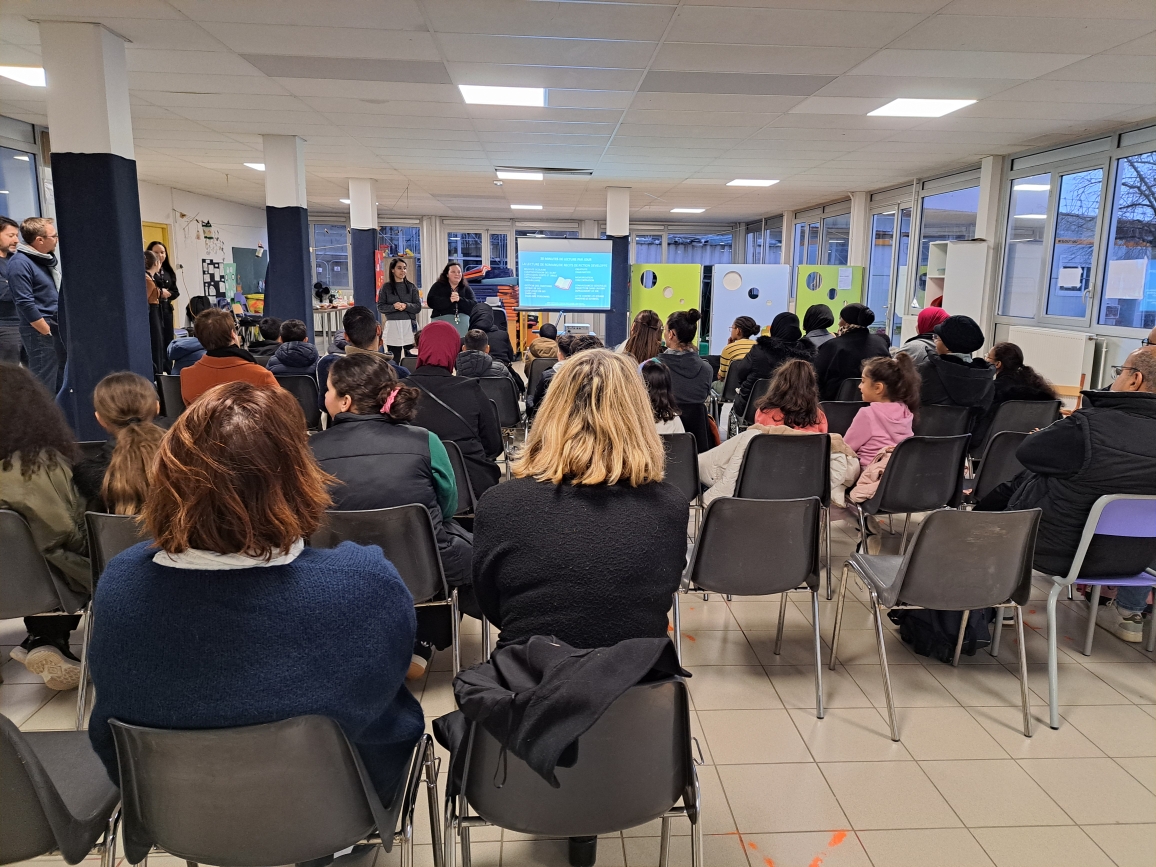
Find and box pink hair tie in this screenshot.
[381,386,400,415]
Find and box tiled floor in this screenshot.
[4,518,1155,867]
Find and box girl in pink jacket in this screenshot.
[843,353,920,467]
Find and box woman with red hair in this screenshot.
[897,306,950,366]
[408,320,503,495]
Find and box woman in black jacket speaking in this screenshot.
[426,261,476,321]
[377,257,421,360]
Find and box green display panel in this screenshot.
[795,265,865,333]
[630,264,703,328]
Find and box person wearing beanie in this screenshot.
[814,303,891,400]
[733,311,816,419]
[524,321,559,363]
[802,303,836,349]
[917,314,995,415]
[897,306,950,365]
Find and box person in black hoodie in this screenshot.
[917,315,995,417]
[815,303,891,400]
[657,308,713,404]
[267,319,319,377]
[426,261,476,320]
[733,311,816,419]
[970,341,1058,447]
[247,316,282,359]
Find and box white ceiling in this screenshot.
[1,0,1154,222]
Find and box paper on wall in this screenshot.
[837,267,852,290]
[1057,267,1083,289]
[1105,258,1147,300]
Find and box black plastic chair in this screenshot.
[75,441,107,461]
[734,433,834,598]
[661,432,701,537]
[720,360,744,403]
[484,397,509,476]
[969,399,1061,458]
[156,374,185,422]
[819,401,866,437]
[967,430,1028,505]
[444,680,700,867]
[275,374,322,431]
[679,497,825,718]
[835,378,862,402]
[0,714,120,867]
[830,509,1040,741]
[311,503,462,673]
[526,356,556,400]
[850,434,970,556]
[678,401,712,453]
[477,376,522,429]
[252,355,272,368]
[110,716,440,867]
[912,404,972,438]
[441,439,477,518]
[401,355,419,373]
[739,378,772,426]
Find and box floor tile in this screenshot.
[769,664,872,709]
[891,707,1009,760]
[686,666,783,711]
[987,623,1083,665]
[1059,704,1156,758]
[417,670,457,718]
[671,599,743,632]
[926,663,1043,708]
[746,631,831,668]
[1022,663,1131,706]
[0,682,55,726]
[741,831,871,867]
[965,705,1105,759]
[1,656,45,684]
[502,837,625,867]
[828,628,922,666]
[718,763,848,833]
[1082,823,1156,867]
[1082,663,1156,705]
[1114,756,1156,796]
[676,631,760,666]
[623,833,750,867]
[972,826,1114,867]
[622,764,735,837]
[857,828,995,867]
[920,759,1071,827]
[1140,705,1156,720]
[789,707,909,763]
[845,662,960,708]
[21,689,88,731]
[820,761,961,830]
[1018,757,1156,825]
[697,709,812,764]
[727,598,812,632]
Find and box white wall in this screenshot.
[138,181,268,326]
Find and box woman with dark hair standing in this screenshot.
[814,303,892,400]
[733,311,817,419]
[146,241,178,359]
[620,309,662,364]
[377,257,420,360]
[0,363,89,689]
[427,261,476,327]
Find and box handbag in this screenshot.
[432,313,469,338]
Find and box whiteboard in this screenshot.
[709,264,791,343]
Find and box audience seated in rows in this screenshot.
[815,303,891,400]
[267,318,319,377]
[620,309,663,364]
[896,306,949,366]
[978,346,1156,641]
[166,320,205,373]
[0,363,88,690]
[456,328,516,384]
[408,320,503,496]
[180,307,277,405]
[970,341,1059,446]
[468,301,516,368]
[641,360,685,434]
[523,321,559,364]
[716,315,759,386]
[530,332,604,414]
[733,311,816,418]
[316,305,410,412]
[802,303,836,349]
[247,316,282,358]
[658,309,713,405]
[915,314,995,417]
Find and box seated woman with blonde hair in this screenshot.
[86,382,424,802]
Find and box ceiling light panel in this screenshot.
[0,66,45,87]
[671,208,705,213]
[511,204,543,210]
[244,163,265,170]
[727,179,779,187]
[460,85,545,107]
[868,98,977,117]
[497,171,543,180]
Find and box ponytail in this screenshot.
[93,372,165,515]
[328,352,421,422]
[862,353,921,416]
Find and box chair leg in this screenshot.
[101,807,119,867]
[857,507,868,554]
[450,591,461,677]
[76,600,93,730]
[1046,583,1064,730]
[672,591,682,663]
[690,804,703,867]
[952,610,970,667]
[1083,585,1101,656]
[1147,613,1156,653]
[829,563,850,671]
[990,607,1003,658]
[459,795,472,867]
[870,592,899,741]
[899,514,910,554]
[481,618,492,663]
[658,816,672,867]
[774,591,788,655]
[1014,606,1033,738]
[825,507,833,600]
[443,795,457,867]
[811,589,825,720]
[425,741,444,867]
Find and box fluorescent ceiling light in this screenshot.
[460,85,544,107]
[339,198,351,204]
[497,171,543,181]
[13,154,30,161]
[868,98,976,118]
[1014,183,1051,191]
[727,179,779,187]
[244,162,265,171]
[511,204,542,210]
[0,66,45,87]
[0,191,8,195]
[1017,214,1047,219]
[671,208,705,214]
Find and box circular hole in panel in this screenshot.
[641,270,658,288]
[747,287,760,300]
[805,271,823,291]
[663,286,674,298]
[722,270,743,291]
[828,288,838,301]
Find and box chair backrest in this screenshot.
[75,440,107,461]
[0,510,71,619]
[312,504,447,602]
[912,404,972,438]
[835,378,862,402]
[1067,495,1156,581]
[110,715,387,867]
[85,512,152,584]
[275,375,322,430]
[720,360,744,402]
[527,356,556,397]
[252,355,272,368]
[677,401,712,453]
[971,399,1062,455]
[971,431,1028,503]
[477,376,520,427]
[463,680,693,838]
[891,509,1040,609]
[441,439,477,516]
[400,355,419,373]
[868,435,970,514]
[741,378,773,424]
[685,497,821,595]
[485,398,504,457]
[735,433,830,506]
[660,433,699,503]
[819,401,867,437]
[0,715,59,865]
[156,374,185,421]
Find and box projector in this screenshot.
[563,323,592,335]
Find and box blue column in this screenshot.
[264,205,313,341]
[606,234,630,347]
[351,228,378,317]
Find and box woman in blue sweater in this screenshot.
[86,381,424,803]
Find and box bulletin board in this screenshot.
[709,264,790,344]
[795,265,865,334]
[630,264,702,328]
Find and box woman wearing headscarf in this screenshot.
[733,311,817,419]
[814,303,892,400]
[802,304,836,349]
[896,306,949,366]
[407,320,503,495]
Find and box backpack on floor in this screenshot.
[889,608,993,663]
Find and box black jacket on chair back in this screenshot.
[919,354,995,415]
[815,328,891,400]
[408,366,503,495]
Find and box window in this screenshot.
[793,221,820,265]
[377,225,422,287]
[0,146,39,223]
[764,222,783,264]
[915,186,979,307]
[892,207,911,343]
[1099,150,1156,330]
[807,221,819,265]
[489,233,509,270]
[634,234,662,264]
[1046,168,1103,318]
[447,232,482,273]
[666,232,732,265]
[868,212,894,325]
[311,224,349,289]
[822,214,850,265]
[999,174,1050,318]
[744,222,762,264]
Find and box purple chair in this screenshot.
[1044,495,1156,729]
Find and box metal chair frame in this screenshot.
[660,432,703,540]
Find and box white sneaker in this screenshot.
[9,646,29,665]
[1096,601,1145,643]
[23,645,82,690]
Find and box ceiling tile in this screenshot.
[446,63,642,91]
[848,49,1089,79]
[435,34,651,69]
[652,43,871,75]
[888,15,1152,54]
[667,7,928,48]
[639,71,835,96]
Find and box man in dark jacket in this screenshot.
[987,347,1156,642]
[0,216,22,364]
[917,315,995,415]
[267,319,319,377]
[8,217,65,393]
[457,328,515,382]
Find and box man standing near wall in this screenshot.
[8,218,66,393]
[0,216,22,364]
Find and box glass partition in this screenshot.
[915,186,980,308]
[999,174,1051,318]
[868,212,894,327]
[822,214,850,265]
[634,234,662,263]
[312,224,349,289]
[764,222,783,264]
[447,232,483,272]
[0,146,39,222]
[1046,168,1103,318]
[378,225,422,287]
[1099,150,1156,330]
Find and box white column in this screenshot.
[579,220,599,239]
[348,178,377,230]
[975,155,1008,343]
[782,211,796,266]
[848,192,870,268]
[606,187,631,236]
[262,135,307,208]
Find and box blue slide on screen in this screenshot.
[517,238,613,311]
